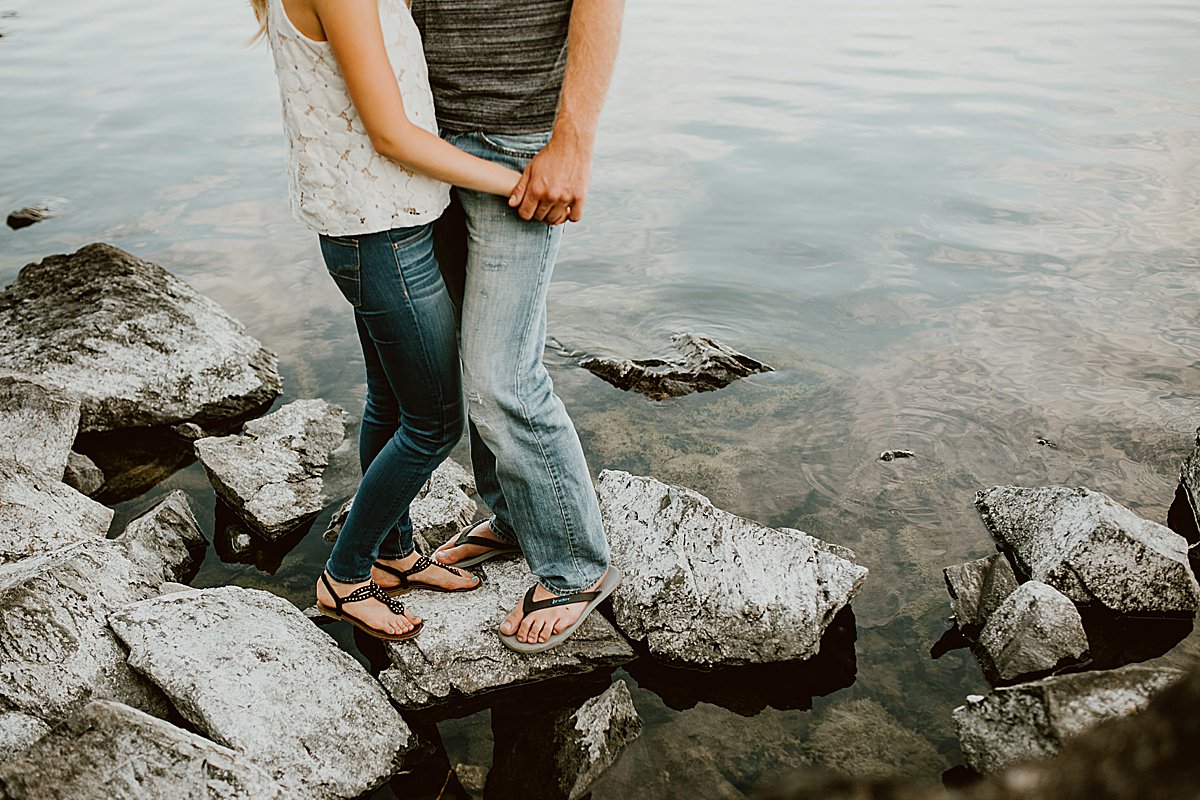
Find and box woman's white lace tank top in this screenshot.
[265,0,450,236]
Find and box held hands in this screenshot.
[507,135,592,226]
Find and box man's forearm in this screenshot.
[554,0,625,154]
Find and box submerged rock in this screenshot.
[0,712,49,760]
[114,490,207,585]
[487,680,643,800]
[0,540,169,724]
[943,553,1020,631]
[953,663,1182,775]
[976,581,1088,683]
[0,374,80,479]
[0,458,112,565]
[0,700,284,800]
[194,399,347,539]
[62,451,104,496]
[324,458,477,551]
[975,486,1200,615]
[377,558,635,710]
[5,205,53,230]
[597,470,868,667]
[0,243,281,432]
[109,586,413,799]
[579,333,772,400]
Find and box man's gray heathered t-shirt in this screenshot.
[411,0,571,135]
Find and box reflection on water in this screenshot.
[4,0,1200,795]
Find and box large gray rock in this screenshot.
[953,664,1183,774]
[0,374,80,480]
[0,458,112,565]
[377,558,635,709]
[0,700,284,800]
[108,586,412,799]
[0,712,49,760]
[487,680,643,800]
[62,451,104,496]
[0,541,169,724]
[324,458,477,552]
[975,486,1200,614]
[943,553,1020,631]
[596,470,868,666]
[0,243,281,432]
[580,332,773,400]
[195,399,348,539]
[113,490,207,584]
[977,581,1088,682]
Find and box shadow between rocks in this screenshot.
[212,498,318,575]
[74,401,275,505]
[623,606,859,716]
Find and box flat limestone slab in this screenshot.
[109,586,413,800]
[195,399,348,539]
[597,470,868,667]
[953,663,1183,774]
[378,558,635,709]
[0,374,80,480]
[0,243,281,432]
[0,458,113,566]
[975,485,1200,614]
[0,700,284,800]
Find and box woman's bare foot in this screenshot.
[315,573,421,636]
[433,519,512,565]
[499,570,609,645]
[373,551,479,592]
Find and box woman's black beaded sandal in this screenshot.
[374,554,482,597]
[316,572,422,641]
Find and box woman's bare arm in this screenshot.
[313,0,521,199]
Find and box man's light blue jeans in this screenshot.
[435,130,610,595]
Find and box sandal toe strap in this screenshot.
[521,586,600,615]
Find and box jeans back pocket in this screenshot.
[319,235,362,308]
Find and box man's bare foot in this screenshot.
[499,570,609,645]
[373,551,479,592]
[315,573,421,636]
[433,519,514,566]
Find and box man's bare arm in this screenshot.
[510,0,625,224]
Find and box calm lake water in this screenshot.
[3,0,1199,795]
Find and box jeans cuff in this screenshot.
[377,542,417,560]
[323,562,371,585]
[489,516,519,545]
[537,564,607,596]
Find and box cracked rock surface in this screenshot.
[975,485,1200,614]
[953,663,1183,774]
[0,243,281,432]
[0,541,169,724]
[195,399,347,539]
[597,470,868,666]
[109,586,412,799]
[378,558,635,710]
[580,333,772,400]
[0,458,112,566]
[0,700,284,800]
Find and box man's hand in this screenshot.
[507,135,592,226]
